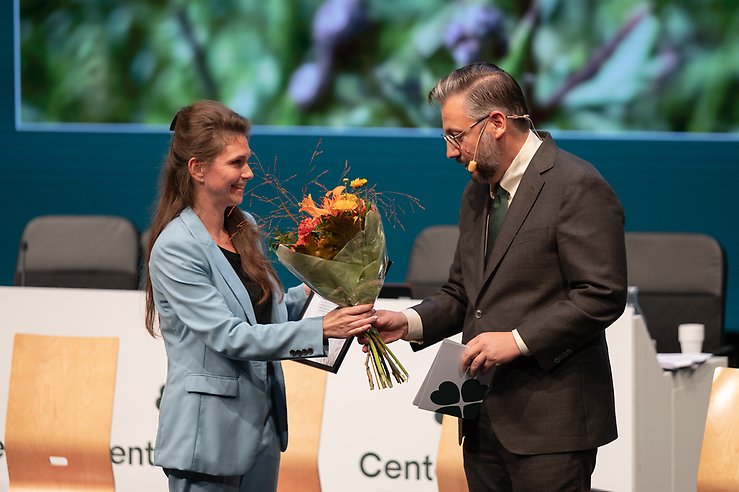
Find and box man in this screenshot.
[373,62,627,491]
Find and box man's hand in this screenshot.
[358,309,408,351]
[461,332,522,376]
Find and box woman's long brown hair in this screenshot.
[144,100,282,336]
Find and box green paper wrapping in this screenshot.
[276,210,388,306]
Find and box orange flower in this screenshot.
[299,194,329,218]
[319,186,346,214]
[325,185,346,205]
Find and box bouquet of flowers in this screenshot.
[273,177,409,389]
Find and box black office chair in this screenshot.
[380,225,460,299]
[405,225,460,298]
[14,215,140,290]
[625,232,731,357]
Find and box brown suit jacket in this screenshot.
[413,135,627,455]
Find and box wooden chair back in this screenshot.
[5,333,119,492]
[277,361,327,492]
[436,414,468,492]
[697,367,739,491]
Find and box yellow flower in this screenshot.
[333,193,361,211]
[350,178,368,189]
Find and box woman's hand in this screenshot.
[322,304,376,339]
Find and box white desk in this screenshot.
[592,308,726,492]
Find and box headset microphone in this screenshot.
[467,118,487,174]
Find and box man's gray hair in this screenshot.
[428,63,530,129]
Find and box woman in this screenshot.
[144,100,375,492]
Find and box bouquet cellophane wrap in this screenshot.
[276,210,388,307]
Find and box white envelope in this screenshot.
[413,338,494,419]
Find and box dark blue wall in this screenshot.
[3,4,739,332]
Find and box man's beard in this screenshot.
[467,136,501,183]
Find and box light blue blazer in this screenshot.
[149,207,325,476]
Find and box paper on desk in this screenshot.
[413,338,494,419]
[657,352,713,371]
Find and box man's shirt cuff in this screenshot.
[402,308,424,342]
[512,328,531,356]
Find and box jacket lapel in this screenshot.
[179,208,257,325]
[479,137,556,293]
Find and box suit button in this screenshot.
[474,310,483,319]
[554,357,561,364]
[289,350,296,356]
[307,348,314,355]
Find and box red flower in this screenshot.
[296,216,320,246]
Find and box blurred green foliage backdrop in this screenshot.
[19,0,739,132]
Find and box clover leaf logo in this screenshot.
[430,379,487,419]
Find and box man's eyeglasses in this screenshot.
[441,115,488,149]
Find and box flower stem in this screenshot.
[369,330,393,388]
[367,335,388,388]
[361,327,408,390]
[373,331,409,378]
[380,342,406,384]
[364,352,375,390]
